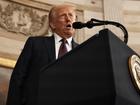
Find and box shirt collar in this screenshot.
[54,33,72,45]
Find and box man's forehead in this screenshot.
[56,8,75,14]
[50,5,76,19]
[53,7,75,17]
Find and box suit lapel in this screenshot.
[72,39,79,49]
[44,36,56,62]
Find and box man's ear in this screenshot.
[49,22,55,30]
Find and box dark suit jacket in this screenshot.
[6,36,78,105]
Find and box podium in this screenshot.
[39,29,140,105]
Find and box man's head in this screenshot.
[49,4,76,38]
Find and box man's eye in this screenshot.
[69,14,73,17]
[59,15,65,18]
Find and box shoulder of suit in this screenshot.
[27,35,54,41]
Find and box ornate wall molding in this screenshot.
[0,1,49,36]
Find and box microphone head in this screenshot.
[72,22,85,29]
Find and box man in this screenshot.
[6,4,78,105]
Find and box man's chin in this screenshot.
[64,34,72,38]
[66,30,75,35]
[65,32,74,37]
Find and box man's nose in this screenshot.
[65,15,71,22]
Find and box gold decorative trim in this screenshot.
[0,57,16,69]
[128,54,140,93]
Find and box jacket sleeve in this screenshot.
[6,37,33,105]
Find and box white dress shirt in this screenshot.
[54,33,72,59]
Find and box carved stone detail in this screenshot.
[0,1,48,36]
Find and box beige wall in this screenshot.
[0,67,12,105]
[123,0,140,54]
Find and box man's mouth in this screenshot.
[66,24,72,29]
[66,24,71,27]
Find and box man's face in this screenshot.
[50,6,76,38]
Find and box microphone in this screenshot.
[72,18,128,44]
[72,22,86,29]
[73,21,96,29]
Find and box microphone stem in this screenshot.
[90,18,128,44]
